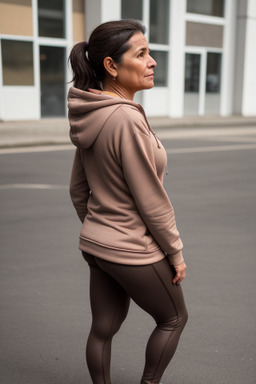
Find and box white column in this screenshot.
[234,0,256,116]
[66,0,73,116]
[66,0,73,43]
[220,0,237,116]
[32,0,40,119]
[85,0,121,38]
[199,50,206,116]
[241,0,256,115]
[169,0,186,117]
[0,38,3,120]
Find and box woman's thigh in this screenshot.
[84,252,130,334]
[94,257,187,324]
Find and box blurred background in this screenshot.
[0,0,255,121]
[0,1,256,384]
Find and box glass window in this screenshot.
[187,0,225,17]
[205,52,221,114]
[38,0,65,38]
[150,50,168,87]
[1,40,34,86]
[184,53,201,115]
[40,46,66,117]
[150,0,170,44]
[121,0,142,20]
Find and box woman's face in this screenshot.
[115,32,157,98]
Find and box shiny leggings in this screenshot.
[83,252,188,384]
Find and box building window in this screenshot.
[184,52,222,115]
[1,39,34,86]
[205,52,221,114]
[121,0,143,20]
[150,0,169,44]
[150,50,168,86]
[206,52,221,92]
[38,0,65,38]
[187,0,225,17]
[40,46,66,117]
[184,53,200,115]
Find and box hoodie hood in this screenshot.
[68,87,143,149]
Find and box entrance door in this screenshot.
[184,51,222,116]
[184,53,201,115]
[40,46,66,117]
[205,52,222,115]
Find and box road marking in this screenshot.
[0,184,69,190]
[1,139,256,156]
[0,144,74,155]
[203,136,256,143]
[157,127,256,140]
[166,143,256,154]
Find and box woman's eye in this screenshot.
[138,52,144,58]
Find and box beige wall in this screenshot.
[73,0,85,42]
[0,0,33,36]
[186,22,223,48]
[0,0,85,41]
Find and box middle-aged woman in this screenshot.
[68,19,188,384]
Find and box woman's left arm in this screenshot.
[121,126,183,263]
[70,148,90,222]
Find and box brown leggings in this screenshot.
[83,252,188,384]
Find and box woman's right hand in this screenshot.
[172,261,187,285]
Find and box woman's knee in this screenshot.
[91,313,125,340]
[158,307,188,332]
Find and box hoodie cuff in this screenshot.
[167,250,184,266]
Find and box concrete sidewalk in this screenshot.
[1,115,256,148]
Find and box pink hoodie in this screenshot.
[68,87,184,266]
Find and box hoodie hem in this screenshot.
[79,237,166,266]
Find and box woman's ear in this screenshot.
[103,57,118,78]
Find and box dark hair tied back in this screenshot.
[69,19,146,91]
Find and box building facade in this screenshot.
[0,0,255,121]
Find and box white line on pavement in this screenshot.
[201,136,256,143]
[1,136,256,156]
[0,184,69,190]
[157,127,256,140]
[0,144,74,155]
[166,143,256,154]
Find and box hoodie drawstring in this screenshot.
[138,105,161,149]
[138,105,169,174]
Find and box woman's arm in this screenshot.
[121,125,183,266]
[70,148,90,222]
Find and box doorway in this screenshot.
[184,51,222,116]
[40,45,66,117]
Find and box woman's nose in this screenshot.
[149,55,157,68]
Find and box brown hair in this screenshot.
[68,19,146,91]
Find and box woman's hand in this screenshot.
[172,261,187,285]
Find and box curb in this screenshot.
[1,116,256,149]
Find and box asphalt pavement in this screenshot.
[0,118,256,384]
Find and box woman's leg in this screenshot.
[95,257,188,384]
[84,253,130,384]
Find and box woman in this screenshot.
[68,19,188,384]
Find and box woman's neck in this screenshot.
[103,81,134,101]
[102,90,120,98]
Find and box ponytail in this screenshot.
[68,41,101,91]
[69,20,146,91]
